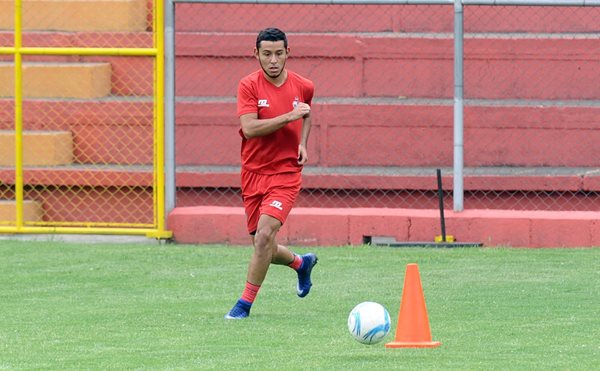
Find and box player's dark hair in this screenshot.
[256,28,287,50]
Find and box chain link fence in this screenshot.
[173,3,455,210]
[172,1,600,213]
[463,4,600,211]
[0,0,169,237]
[3,0,597,237]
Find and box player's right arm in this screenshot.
[240,103,310,139]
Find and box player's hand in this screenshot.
[298,144,308,165]
[288,102,311,122]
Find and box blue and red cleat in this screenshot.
[224,299,251,320]
[296,253,318,298]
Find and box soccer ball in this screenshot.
[347,301,391,345]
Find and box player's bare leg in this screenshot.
[226,214,285,319]
[252,214,318,297]
[247,214,285,284]
[226,214,317,319]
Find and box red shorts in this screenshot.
[241,169,302,234]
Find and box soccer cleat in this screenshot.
[224,299,251,320]
[296,253,318,298]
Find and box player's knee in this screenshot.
[254,225,276,250]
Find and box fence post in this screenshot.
[165,0,176,217]
[453,0,464,212]
[14,0,24,229]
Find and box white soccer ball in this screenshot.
[347,301,391,345]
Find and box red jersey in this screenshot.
[237,69,314,174]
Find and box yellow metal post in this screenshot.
[14,0,24,230]
[148,0,172,239]
[20,47,158,56]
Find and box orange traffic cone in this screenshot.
[385,263,441,348]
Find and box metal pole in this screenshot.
[436,169,447,241]
[173,0,600,4]
[463,0,600,5]
[176,0,453,4]
[165,0,177,216]
[14,0,24,229]
[453,0,464,212]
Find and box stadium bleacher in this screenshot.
[1,2,599,245]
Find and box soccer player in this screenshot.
[225,28,318,319]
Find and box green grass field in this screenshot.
[1,240,598,370]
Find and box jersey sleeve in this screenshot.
[237,78,257,116]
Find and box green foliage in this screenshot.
[0,241,598,370]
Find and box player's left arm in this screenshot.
[298,82,314,165]
[298,112,312,165]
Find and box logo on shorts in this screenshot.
[269,200,283,210]
[258,99,269,107]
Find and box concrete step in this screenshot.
[176,4,600,33]
[173,100,600,168]
[0,164,598,193]
[0,0,148,32]
[0,130,73,166]
[0,31,154,48]
[1,98,598,167]
[0,54,152,97]
[175,33,600,100]
[0,165,151,187]
[172,166,600,212]
[167,206,600,247]
[0,62,112,99]
[0,98,154,164]
[2,32,598,99]
[0,166,597,226]
[174,166,600,193]
[0,200,43,222]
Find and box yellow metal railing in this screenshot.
[0,0,171,239]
